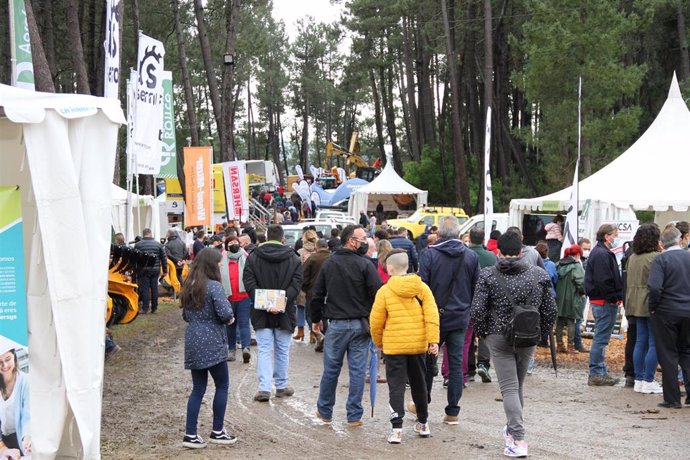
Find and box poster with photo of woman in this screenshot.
[0,336,30,459]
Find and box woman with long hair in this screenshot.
[222,235,252,363]
[294,230,318,341]
[626,224,663,394]
[181,248,237,449]
[376,239,394,283]
[0,342,30,457]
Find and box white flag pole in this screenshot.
[483,106,493,245]
[561,77,582,258]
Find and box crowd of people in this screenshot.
[116,214,690,457]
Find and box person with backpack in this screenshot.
[470,231,557,458]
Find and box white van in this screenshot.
[458,213,510,236]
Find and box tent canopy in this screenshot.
[510,74,690,238]
[1,83,124,458]
[348,160,428,217]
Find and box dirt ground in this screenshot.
[102,298,688,459]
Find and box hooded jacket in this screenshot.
[311,248,382,323]
[244,241,303,332]
[556,256,585,319]
[418,238,480,332]
[470,258,557,337]
[389,236,419,273]
[370,274,440,355]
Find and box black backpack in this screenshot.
[493,267,541,348]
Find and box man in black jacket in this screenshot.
[648,226,690,408]
[311,225,382,424]
[390,227,419,273]
[244,225,303,402]
[584,224,623,386]
[164,229,187,282]
[135,228,167,314]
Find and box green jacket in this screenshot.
[468,244,498,269]
[556,257,585,319]
[625,251,659,317]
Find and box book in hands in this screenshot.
[254,289,287,312]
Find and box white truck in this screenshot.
[458,213,510,236]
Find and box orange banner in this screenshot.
[183,146,212,227]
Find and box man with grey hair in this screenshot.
[418,215,480,425]
[648,226,690,408]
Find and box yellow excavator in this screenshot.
[325,132,378,182]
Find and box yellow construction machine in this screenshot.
[325,132,378,182]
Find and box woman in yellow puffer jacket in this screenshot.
[370,251,439,444]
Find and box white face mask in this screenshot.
[582,250,590,258]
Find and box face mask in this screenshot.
[582,250,590,258]
[357,242,369,256]
[371,251,378,259]
[228,244,240,253]
[611,238,623,249]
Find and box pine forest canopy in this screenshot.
[1,0,689,213]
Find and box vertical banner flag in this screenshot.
[158,71,177,178]
[221,161,249,223]
[8,0,35,90]
[561,77,582,258]
[483,106,493,244]
[0,187,29,350]
[125,70,137,178]
[183,147,212,227]
[133,33,165,175]
[103,0,121,99]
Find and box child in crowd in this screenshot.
[369,252,439,444]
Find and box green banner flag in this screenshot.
[9,0,35,90]
[158,70,177,179]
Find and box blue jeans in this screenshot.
[575,297,586,348]
[255,328,292,392]
[633,317,658,382]
[316,319,369,422]
[226,298,252,349]
[440,328,466,416]
[138,273,159,313]
[589,304,618,376]
[185,361,228,435]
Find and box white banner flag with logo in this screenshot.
[561,78,582,258]
[103,0,121,99]
[133,33,165,175]
[221,161,249,223]
[483,106,493,244]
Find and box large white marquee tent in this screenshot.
[0,83,124,458]
[348,159,428,218]
[509,74,690,238]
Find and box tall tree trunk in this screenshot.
[95,0,106,96]
[300,98,309,170]
[25,0,54,92]
[85,0,97,94]
[369,67,386,161]
[278,111,289,179]
[221,0,241,161]
[380,63,403,173]
[130,0,140,52]
[173,0,200,146]
[41,0,56,79]
[678,5,690,87]
[0,1,9,84]
[66,0,90,94]
[416,16,436,149]
[441,0,470,208]
[194,0,223,153]
[402,16,421,161]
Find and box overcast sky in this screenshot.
[272,0,345,40]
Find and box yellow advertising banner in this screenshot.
[213,164,226,214]
[183,147,212,227]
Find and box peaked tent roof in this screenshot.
[511,74,690,212]
[355,160,425,194]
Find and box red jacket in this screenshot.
[486,239,499,255]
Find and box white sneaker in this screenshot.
[413,421,431,437]
[388,428,403,444]
[502,426,514,447]
[504,440,528,457]
[633,380,644,393]
[640,380,663,394]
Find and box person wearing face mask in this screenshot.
[310,225,383,425]
[584,224,624,386]
[220,236,252,363]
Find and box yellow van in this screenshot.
[386,207,469,239]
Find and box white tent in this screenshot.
[510,74,690,239]
[348,160,428,218]
[0,84,124,458]
[110,184,167,242]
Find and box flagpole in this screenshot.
[576,76,581,243]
